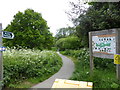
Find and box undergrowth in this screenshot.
[60,48,120,88]
[2,48,62,88]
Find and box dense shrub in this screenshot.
[56,36,81,51]
[61,48,115,70]
[51,47,57,51]
[3,49,62,87]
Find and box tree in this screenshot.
[68,1,120,47]
[55,27,76,40]
[3,9,54,50]
[66,0,88,26]
[89,2,120,30]
[78,2,120,34]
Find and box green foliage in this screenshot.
[51,47,57,51]
[61,48,89,68]
[0,81,3,89]
[61,49,119,88]
[56,36,81,51]
[68,1,120,47]
[86,2,120,30]
[94,57,115,70]
[55,27,76,40]
[3,49,62,87]
[3,9,54,50]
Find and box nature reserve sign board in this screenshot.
[89,28,120,80]
[92,34,116,55]
[89,29,120,59]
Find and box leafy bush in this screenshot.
[3,49,62,87]
[61,48,115,70]
[56,36,82,51]
[51,47,57,51]
[94,57,115,70]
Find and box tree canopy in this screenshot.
[67,1,120,47]
[3,9,54,50]
[55,27,76,40]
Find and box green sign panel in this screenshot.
[92,35,116,54]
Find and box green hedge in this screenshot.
[56,36,82,51]
[3,49,62,87]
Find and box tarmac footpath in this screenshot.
[31,52,75,88]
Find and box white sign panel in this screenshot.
[2,31,14,39]
[0,47,6,51]
[92,34,116,54]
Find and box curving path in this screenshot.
[31,52,75,88]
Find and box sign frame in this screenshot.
[89,28,120,80]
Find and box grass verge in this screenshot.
[60,49,120,88]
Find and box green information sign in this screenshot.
[92,35,116,54]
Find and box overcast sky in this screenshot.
[0,0,88,36]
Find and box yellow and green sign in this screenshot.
[114,54,120,64]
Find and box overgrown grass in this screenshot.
[3,48,62,88]
[61,48,120,88]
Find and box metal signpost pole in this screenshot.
[0,23,3,89]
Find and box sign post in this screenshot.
[0,23,14,89]
[0,23,3,89]
[89,32,94,76]
[116,29,120,80]
[89,28,120,80]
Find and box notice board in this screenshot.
[89,28,120,80]
[89,29,120,59]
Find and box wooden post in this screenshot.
[89,32,94,76]
[116,65,120,80]
[0,23,3,89]
[116,29,120,80]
